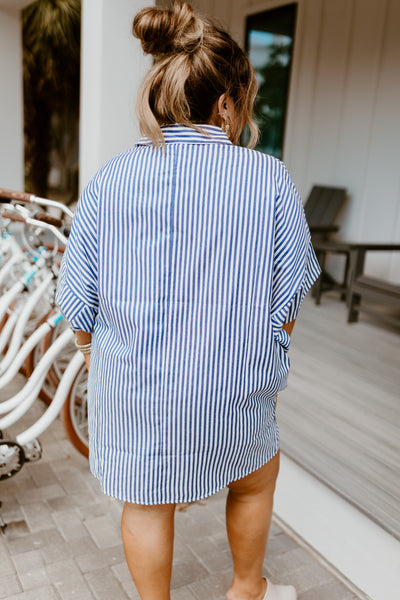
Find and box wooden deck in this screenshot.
[277,293,400,540]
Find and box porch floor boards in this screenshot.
[278,293,400,540]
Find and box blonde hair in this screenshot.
[132,1,259,148]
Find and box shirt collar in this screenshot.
[136,124,232,146]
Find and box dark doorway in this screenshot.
[245,3,297,159]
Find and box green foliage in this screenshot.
[254,41,292,158]
[22,0,81,197]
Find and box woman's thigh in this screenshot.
[227,450,280,497]
[122,502,177,521]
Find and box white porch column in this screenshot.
[80,0,153,190]
[0,6,25,190]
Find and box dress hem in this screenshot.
[91,443,280,506]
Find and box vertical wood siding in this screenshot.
[189,0,400,281]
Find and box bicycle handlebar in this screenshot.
[33,212,63,229]
[0,187,74,219]
[2,209,63,230]
[0,188,32,203]
[2,205,68,245]
[1,210,25,223]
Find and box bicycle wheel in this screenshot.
[62,363,89,458]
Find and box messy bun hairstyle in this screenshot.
[132,1,259,147]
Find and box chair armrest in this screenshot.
[348,243,400,252]
[309,225,340,234]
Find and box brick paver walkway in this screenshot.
[0,384,363,600]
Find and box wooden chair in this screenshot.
[303,185,348,302]
[304,185,347,240]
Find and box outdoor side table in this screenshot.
[313,241,400,308]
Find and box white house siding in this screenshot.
[0,7,24,190]
[284,0,400,282]
[80,0,153,189]
[188,0,400,282]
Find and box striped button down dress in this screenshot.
[56,124,320,504]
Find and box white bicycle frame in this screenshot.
[0,264,44,324]
[0,253,24,287]
[0,188,89,462]
[16,351,84,447]
[0,311,63,391]
[0,234,26,284]
[0,327,73,422]
[0,313,18,355]
[0,272,54,375]
[0,321,86,459]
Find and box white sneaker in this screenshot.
[263,578,297,600]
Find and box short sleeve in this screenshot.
[270,163,321,350]
[56,174,99,332]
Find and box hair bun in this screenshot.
[132,1,203,57]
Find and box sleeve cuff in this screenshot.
[56,283,97,332]
[272,240,321,347]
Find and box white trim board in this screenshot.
[274,454,400,600]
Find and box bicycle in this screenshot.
[0,189,89,483]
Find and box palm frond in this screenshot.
[23,0,81,65]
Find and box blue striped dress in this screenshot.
[56,124,320,504]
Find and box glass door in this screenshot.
[245,4,297,159]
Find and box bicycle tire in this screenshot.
[62,363,89,458]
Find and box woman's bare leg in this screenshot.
[226,451,280,600]
[121,502,176,600]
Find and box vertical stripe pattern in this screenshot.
[56,124,320,504]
